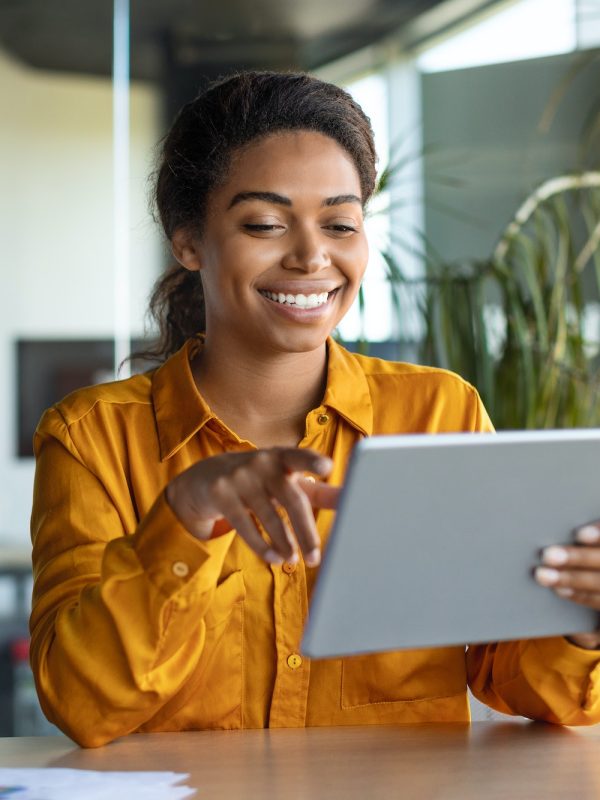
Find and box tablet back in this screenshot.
[302,430,600,658]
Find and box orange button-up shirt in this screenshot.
[30,338,600,747]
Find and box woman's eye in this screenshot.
[326,224,358,234]
[243,223,283,232]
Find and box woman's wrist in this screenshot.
[165,480,214,540]
[565,632,600,650]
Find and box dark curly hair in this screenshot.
[143,70,377,362]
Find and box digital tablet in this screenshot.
[302,429,600,658]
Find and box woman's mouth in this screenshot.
[258,289,338,309]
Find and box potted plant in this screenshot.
[374,169,600,430]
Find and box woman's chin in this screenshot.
[262,327,333,355]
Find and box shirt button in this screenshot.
[287,653,303,670]
[282,561,297,574]
[172,561,189,578]
[317,413,329,425]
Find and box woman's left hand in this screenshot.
[535,523,600,650]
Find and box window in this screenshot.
[337,72,392,343]
[418,0,577,73]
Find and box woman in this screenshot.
[30,71,600,748]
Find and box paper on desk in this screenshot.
[0,768,195,799]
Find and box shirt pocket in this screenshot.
[341,648,466,709]
[158,569,247,731]
[204,569,247,631]
[197,570,247,725]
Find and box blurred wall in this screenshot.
[0,47,163,546]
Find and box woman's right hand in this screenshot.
[165,448,339,566]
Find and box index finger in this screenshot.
[542,545,600,569]
[277,448,333,478]
[298,477,340,510]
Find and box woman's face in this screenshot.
[174,130,369,356]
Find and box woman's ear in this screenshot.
[171,229,203,272]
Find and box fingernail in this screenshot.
[315,457,332,472]
[304,548,321,567]
[288,551,299,565]
[575,525,600,544]
[535,567,560,586]
[556,587,574,598]
[542,546,569,566]
[264,549,284,565]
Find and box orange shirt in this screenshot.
[30,338,600,747]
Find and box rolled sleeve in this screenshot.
[133,490,235,598]
[467,636,600,725]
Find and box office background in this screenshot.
[0,0,599,734]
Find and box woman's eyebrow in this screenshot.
[227,191,362,209]
[322,194,362,207]
[228,191,291,208]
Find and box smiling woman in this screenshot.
[170,131,368,373]
[29,71,600,748]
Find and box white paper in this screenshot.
[0,768,196,799]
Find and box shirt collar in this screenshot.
[152,336,373,461]
[323,337,373,437]
[152,338,213,461]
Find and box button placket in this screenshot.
[268,558,311,727]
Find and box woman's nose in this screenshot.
[281,229,331,272]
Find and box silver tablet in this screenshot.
[302,429,600,658]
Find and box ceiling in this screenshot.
[0,0,486,82]
[0,0,504,119]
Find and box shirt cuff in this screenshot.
[134,490,236,598]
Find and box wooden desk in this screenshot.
[1,723,600,799]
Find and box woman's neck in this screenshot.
[192,337,328,447]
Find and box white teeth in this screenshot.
[261,290,331,308]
